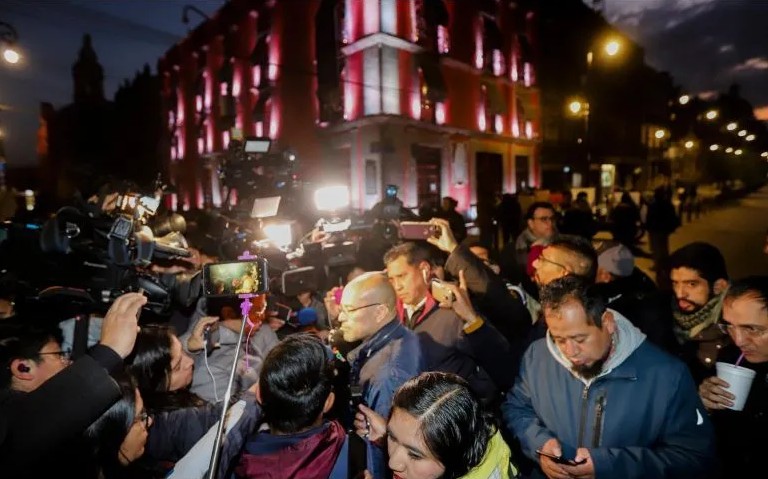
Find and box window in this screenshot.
[415,0,449,53]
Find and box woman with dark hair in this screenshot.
[85,373,154,479]
[356,372,516,479]
[126,324,260,477]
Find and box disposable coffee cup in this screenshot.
[715,362,756,411]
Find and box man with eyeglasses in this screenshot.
[338,271,423,479]
[514,202,558,274]
[698,276,768,478]
[0,292,147,478]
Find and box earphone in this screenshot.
[17,364,30,373]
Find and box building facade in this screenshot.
[158,0,541,221]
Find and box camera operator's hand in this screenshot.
[324,287,342,322]
[100,292,147,359]
[427,218,458,254]
[439,270,482,327]
[187,316,219,352]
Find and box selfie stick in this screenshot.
[206,250,259,479]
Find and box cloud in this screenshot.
[719,44,734,53]
[696,91,718,100]
[755,106,768,121]
[732,57,768,73]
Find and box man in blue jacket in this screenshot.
[503,275,716,479]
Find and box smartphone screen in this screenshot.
[202,258,269,297]
[535,449,586,466]
[399,222,440,240]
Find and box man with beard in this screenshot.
[668,242,730,383]
[503,275,716,479]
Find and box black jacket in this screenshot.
[0,344,123,478]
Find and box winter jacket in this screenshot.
[236,420,346,479]
[348,318,423,478]
[503,312,716,479]
[181,298,279,403]
[460,430,518,479]
[397,296,498,401]
[0,344,123,479]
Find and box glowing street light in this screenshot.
[2,47,19,64]
[709,144,720,151]
[568,100,586,115]
[738,130,747,137]
[604,39,621,57]
[735,149,743,156]
[726,122,738,131]
[761,152,768,158]
[725,147,734,153]
[679,95,690,105]
[654,129,666,140]
[746,134,756,142]
[705,110,719,120]
[684,140,695,149]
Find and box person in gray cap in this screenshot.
[594,241,677,352]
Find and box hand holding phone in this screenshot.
[431,278,456,304]
[535,449,587,466]
[399,221,441,241]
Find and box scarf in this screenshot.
[672,291,725,342]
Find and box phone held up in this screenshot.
[535,449,587,467]
[202,257,269,298]
[430,278,456,304]
[398,221,441,241]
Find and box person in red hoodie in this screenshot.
[235,334,347,479]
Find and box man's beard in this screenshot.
[676,297,707,315]
[571,357,608,380]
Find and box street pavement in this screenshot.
[632,185,768,281]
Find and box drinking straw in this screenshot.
[735,352,745,366]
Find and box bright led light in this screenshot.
[568,101,583,115]
[725,147,734,153]
[735,149,743,156]
[604,40,621,57]
[654,129,666,139]
[705,110,718,120]
[263,222,293,248]
[684,140,694,149]
[746,134,755,142]
[3,48,20,64]
[679,95,690,105]
[314,185,350,211]
[762,152,768,158]
[738,130,747,137]
[709,144,719,151]
[726,122,737,131]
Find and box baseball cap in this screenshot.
[596,243,635,277]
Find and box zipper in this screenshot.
[577,384,591,446]
[592,393,606,447]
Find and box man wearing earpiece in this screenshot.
[384,242,509,403]
[0,292,147,478]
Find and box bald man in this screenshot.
[338,272,424,479]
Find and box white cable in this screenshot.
[203,337,221,403]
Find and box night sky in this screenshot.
[0,0,766,169]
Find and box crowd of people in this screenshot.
[1,187,767,479]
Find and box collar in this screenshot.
[404,297,427,319]
[348,318,401,365]
[396,295,437,328]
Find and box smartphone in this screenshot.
[399,221,441,240]
[431,278,456,303]
[535,449,586,466]
[202,258,269,297]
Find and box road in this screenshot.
[633,185,768,281]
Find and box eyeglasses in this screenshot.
[38,349,71,361]
[717,322,768,338]
[340,303,382,315]
[134,410,151,429]
[537,255,569,271]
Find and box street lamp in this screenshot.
[761,152,768,158]
[705,109,718,120]
[684,140,695,149]
[735,149,743,156]
[726,122,738,131]
[746,134,755,142]
[738,129,747,137]
[604,39,621,57]
[0,21,21,65]
[654,129,666,140]
[725,147,734,153]
[568,99,587,115]
[679,95,690,105]
[709,144,719,151]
